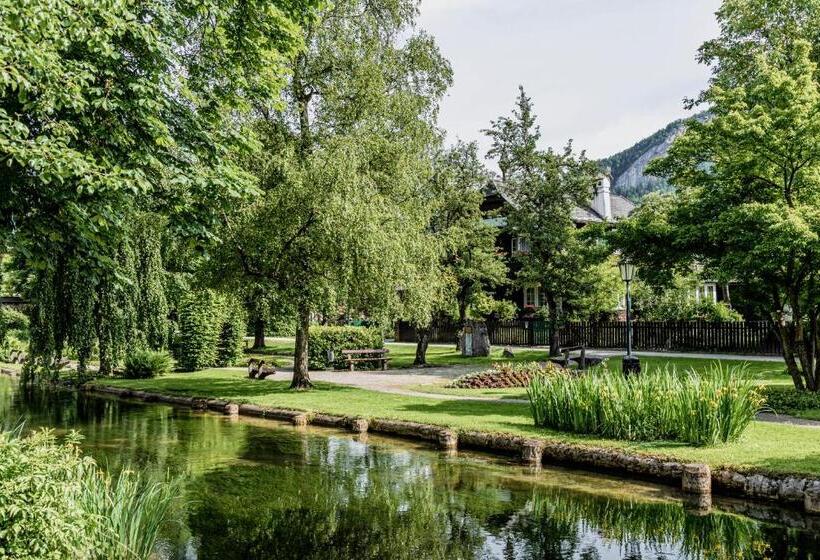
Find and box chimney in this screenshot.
[591,174,613,221]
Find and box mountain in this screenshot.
[600,113,707,201]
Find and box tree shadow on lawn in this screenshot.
[107,375,355,401]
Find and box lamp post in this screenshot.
[618,258,641,376]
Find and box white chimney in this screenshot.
[591,174,612,221]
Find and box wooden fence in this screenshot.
[395,320,782,356]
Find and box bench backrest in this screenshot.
[341,349,389,356]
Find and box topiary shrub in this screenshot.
[123,350,172,379]
[308,326,383,370]
[448,362,561,389]
[216,300,247,367]
[175,290,223,372]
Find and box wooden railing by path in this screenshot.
[394,320,782,356]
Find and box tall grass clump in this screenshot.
[0,427,178,559]
[527,364,764,446]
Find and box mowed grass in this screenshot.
[246,338,551,368]
[92,368,820,477]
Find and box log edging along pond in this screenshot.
[11,374,820,515]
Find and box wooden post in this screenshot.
[521,440,543,467]
[437,429,458,452]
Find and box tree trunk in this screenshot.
[414,327,430,367]
[547,295,560,357]
[252,318,266,350]
[291,305,313,390]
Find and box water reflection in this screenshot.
[1,377,817,560]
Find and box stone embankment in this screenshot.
[24,379,820,515]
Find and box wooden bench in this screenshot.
[341,349,390,371]
[549,345,604,371]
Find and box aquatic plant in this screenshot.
[0,427,178,559]
[527,364,764,445]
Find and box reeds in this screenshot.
[527,364,764,445]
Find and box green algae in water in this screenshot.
[1,376,817,560]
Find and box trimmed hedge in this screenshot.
[762,385,820,415]
[308,326,383,370]
[175,291,247,371]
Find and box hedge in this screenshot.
[308,326,383,370]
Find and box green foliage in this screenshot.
[0,306,28,360]
[620,0,820,391]
[527,364,764,445]
[485,87,608,347]
[176,290,224,372]
[215,0,453,386]
[2,0,314,377]
[216,299,247,367]
[308,326,383,370]
[761,385,820,415]
[632,277,744,321]
[123,350,172,380]
[175,291,248,371]
[0,428,177,560]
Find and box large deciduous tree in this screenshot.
[0,0,314,375]
[411,141,508,366]
[485,88,607,356]
[617,0,820,391]
[218,0,453,388]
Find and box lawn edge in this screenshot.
[78,378,820,513]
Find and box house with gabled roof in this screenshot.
[480,173,635,317]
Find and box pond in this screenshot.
[1,375,818,560]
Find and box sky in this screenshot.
[417,0,722,162]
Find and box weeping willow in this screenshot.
[24,213,170,381]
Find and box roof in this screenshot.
[484,180,636,225]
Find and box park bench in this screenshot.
[247,359,276,380]
[341,349,390,371]
[549,345,604,371]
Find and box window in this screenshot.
[512,236,530,254]
[523,286,542,308]
[694,283,717,304]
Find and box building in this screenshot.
[481,174,635,317]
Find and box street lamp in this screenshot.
[618,258,641,376]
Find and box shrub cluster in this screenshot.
[123,350,172,379]
[175,290,247,372]
[0,306,29,361]
[308,326,383,370]
[527,364,764,446]
[448,362,560,389]
[0,428,177,559]
[761,385,820,415]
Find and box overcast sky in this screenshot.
[417,0,722,162]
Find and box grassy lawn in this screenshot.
[91,368,820,477]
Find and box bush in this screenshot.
[448,362,560,389]
[175,290,223,372]
[0,306,29,361]
[216,300,247,367]
[761,385,820,415]
[123,350,172,379]
[308,326,383,370]
[0,428,177,560]
[527,364,763,446]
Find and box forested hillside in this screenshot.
[600,113,707,201]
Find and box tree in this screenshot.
[485,88,605,356]
[218,0,453,388]
[0,0,315,375]
[618,0,820,391]
[411,141,508,366]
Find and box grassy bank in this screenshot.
[91,369,820,477]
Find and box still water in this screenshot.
[1,376,818,560]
